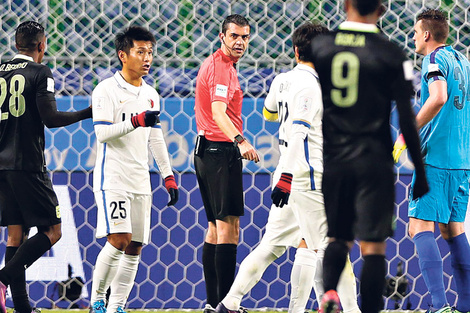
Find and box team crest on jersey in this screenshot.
[300,96,312,111]
[149,99,154,108]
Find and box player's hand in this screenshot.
[392,134,407,163]
[238,141,260,163]
[411,172,429,200]
[165,175,179,206]
[271,173,293,208]
[131,110,160,128]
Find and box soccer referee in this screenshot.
[194,14,259,313]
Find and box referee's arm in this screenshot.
[211,101,259,162]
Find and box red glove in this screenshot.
[164,175,179,206]
[131,110,160,128]
[271,173,293,208]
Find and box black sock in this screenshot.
[360,255,386,313]
[5,247,32,313]
[215,244,237,303]
[323,240,349,291]
[203,242,218,307]
[0,232,51,285]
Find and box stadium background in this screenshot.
[1,0,470,311]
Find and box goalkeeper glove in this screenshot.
[131,110,160,128]
[164,175,179,206]
[392,134,407,163]
[271,173,293,208]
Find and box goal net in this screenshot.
[1,0,470,310]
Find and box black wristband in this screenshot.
[234,134,245,145]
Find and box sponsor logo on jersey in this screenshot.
[149,99,154,108]
[215,84,228,98]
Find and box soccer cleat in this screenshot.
[116,307,127,313]
[215,303,248,313]
[90,300,107,313]
[204,304,216,313]
[425,306,452,313]
[319,289,340,313]
[452,308,469,313]
[0,281,6,313]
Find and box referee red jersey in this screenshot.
[195,49,243,142]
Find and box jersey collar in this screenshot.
[113,71,146,96]
[294,63,319,80]
[216,48,236,65]
[339,21,379,33]
[13,54,34,62]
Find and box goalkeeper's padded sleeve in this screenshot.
[271,172,293,208]
[148,127,174,179]
[392,134,407,163]
[131,110,159,128]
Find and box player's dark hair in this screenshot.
[15,21,45,53]
[417,9,448,43]
[293,22,328,63]
[221,14,250,34]
[351,0,382,16]
[115,25,156,64]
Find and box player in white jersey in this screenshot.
[90,26,178,313]
[216,23,360,313]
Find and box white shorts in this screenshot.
[261,189,328,250]
[94,190,152,244]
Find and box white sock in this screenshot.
[337,254,361,313]
[222,243,286,310]
[312,249,325,305]
[288,248,317,313]
[107,254,140,313]
[90,242,124,303]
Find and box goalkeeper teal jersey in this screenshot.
[419,46,470,169]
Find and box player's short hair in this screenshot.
[221,14,250,34]
[15,21,45,53]
[351,0,383,16]
[115,25,156,64]
[293,22,328,63]
[417,9,449,43]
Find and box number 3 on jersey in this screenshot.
[331,52,360,107]
[0,74,26,121]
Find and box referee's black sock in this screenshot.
[360,254,386,313]
[5,246,32,313]
[0,232,51,286]
[323,240,348,291]
[203,242,218,307]
[215,243,237,303]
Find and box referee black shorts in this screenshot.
[322,155,395,242]
[194,140,244,222]
[0,170,61,228]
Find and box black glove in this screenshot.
[271,173,293,208]
[165,175,179,206]
[131,110,160,128]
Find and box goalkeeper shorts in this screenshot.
[409,165,470,223]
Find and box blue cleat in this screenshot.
[90,300,107,313]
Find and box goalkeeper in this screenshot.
[394,9,470,313]
[216,22,360,313]
[89,26,178,313]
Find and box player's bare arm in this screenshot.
[211,101,259,162]
[415,80,447,129]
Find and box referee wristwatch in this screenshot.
[233,134,246,145]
